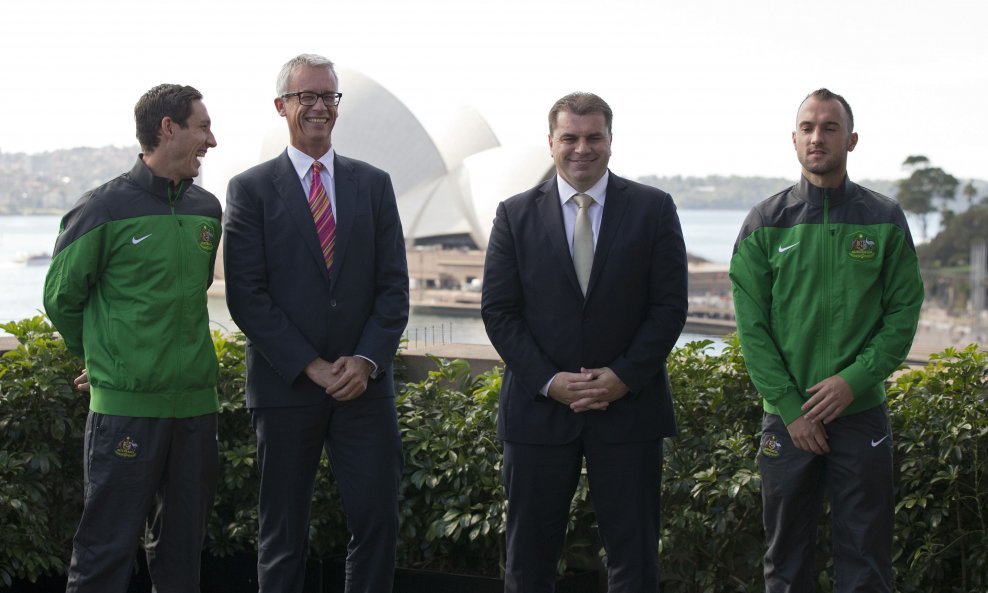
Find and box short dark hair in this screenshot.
[134,84,203,153]
[548,92,613,135]
[801,88,854,131]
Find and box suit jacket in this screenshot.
[481,173,687,444]
[223,150,409,408]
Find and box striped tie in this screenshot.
[308,160,336,271]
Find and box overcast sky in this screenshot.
[1,0,985,198]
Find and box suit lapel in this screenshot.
[330,154,357,288]
[588,174,629,297]
[272,151,331,284]
[536,178,583,296]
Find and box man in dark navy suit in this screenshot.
[223,53,408,593]
[482,92,688,593]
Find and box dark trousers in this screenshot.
[252,395,403,593]
[759,404,893,593]
[502,428,664,593]
[65,412,218,593]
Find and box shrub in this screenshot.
[660,337,765,591]
[0,316,86,587]
[1,321,985,592]
[206,331,260,557]
[394,356,506,575]
[888,344,988,593]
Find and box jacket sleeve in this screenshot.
[223,175,321,384]
[353,174,409,369]
[838,222,924,394]
[43,202,108,358]
[481,201,560,395]
[730,211,805,424]
[607,194,688,392]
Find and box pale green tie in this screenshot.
[572,193,594,295]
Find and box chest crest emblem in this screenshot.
[847,232,877,261]
[198,223,216,253]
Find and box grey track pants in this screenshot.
[758,404,893,593]
[65,412,218,593]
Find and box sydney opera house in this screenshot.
[260,68,554,252]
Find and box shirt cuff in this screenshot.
[540,373,558,398]
[355,355,380,379]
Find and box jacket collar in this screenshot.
[535,171,629,301]
[129,156,193,202]
[794,175,856,207]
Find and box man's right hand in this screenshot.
[547,371,609,412]
[787,416,830,455]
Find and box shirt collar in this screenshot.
[287,145,336,181]
[557,170,609,207]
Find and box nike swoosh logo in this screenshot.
[871,435,889,447]
[778,242,800,253]
[132,234,152,245]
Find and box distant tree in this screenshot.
[917,202,988,267]
[963,180,978,206]
[902,155,931,169]
[896,155,959,239]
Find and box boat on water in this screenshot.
[12,252,52,266]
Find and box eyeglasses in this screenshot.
[281,91,343,107]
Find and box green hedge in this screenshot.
[0,316,985,591]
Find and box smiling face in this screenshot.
[792,96,858,188]
[549,110,612,192]
[275,65,339,158]
[171,100,215,180]
[145,99,216,183]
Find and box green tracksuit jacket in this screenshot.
[729,176,924,425]
[43,158,221,418]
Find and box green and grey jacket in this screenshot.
[729,176,923,425]
[43,158,222,418]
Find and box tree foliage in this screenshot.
[917,203,988,267]
[897,155,960,239]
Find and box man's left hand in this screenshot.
[565,367,629,413]
[325,356,373,401]
[74,368,90,392]
[802,375,853,424]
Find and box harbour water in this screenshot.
[0,210,939,347]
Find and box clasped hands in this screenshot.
[548,367,629,413]
[787,375,854,455]
[305,356,373,401]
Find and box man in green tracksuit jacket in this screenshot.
[43,84,221,593]
[730,89,923,592]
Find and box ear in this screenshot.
[274,97,287,117]
[547,133,554,154]
[159,116,177,143]
[791,130,797,150]
[847,132,858,152]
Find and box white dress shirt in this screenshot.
[287,145,337,217]
[557,171,608,254]
[541,171,609,396]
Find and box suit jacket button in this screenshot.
[330,299,337,308]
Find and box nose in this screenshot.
[574,138,591,153]
[206,130,217,148]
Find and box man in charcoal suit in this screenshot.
[482,91,688,592]
[223,53,409,593]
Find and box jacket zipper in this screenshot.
[822,195,832,380]
[168,183,188,410]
